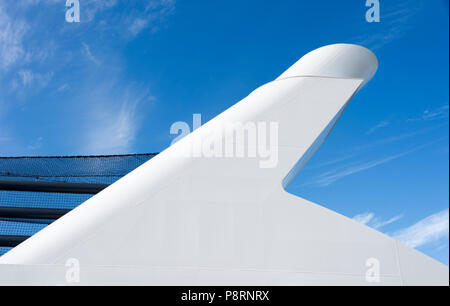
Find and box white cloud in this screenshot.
[0,4,28,71]
[27,136,43,151]
[23,41,57,65]
[353,212,375,226]
[129,18,150,37]
[18,69,34,86]
[407,105,449,122]
[308,139,444,187]
[86,101,138,154]
[17,69,52,87]
[353,212,403,230]
[84,85,153,154]
[0,0,175,156]
[81,42,101,66]
[366,120,389,135]
[353,0,423,50]
[355,125,446,152]
[17,0,60,7]
[310,152,405,187]
[392,209,449,248]
[128,0,176,37]
[372,215,403,229]
[306,153,357,170]
[57,83,70,92]
[9,69,53,94]
[83,0,119,22]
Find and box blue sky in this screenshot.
[0,0,448,264]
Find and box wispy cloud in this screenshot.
[15,69,53,88]
[7,69,53,99]
[81,42,101,66]
[0,4,28,71]
[17,0,61,7]
[407,105,449,123]
[354,124,447,152]
[353,212,376,226]
[82,0,119,22]
[306,153,357,170]
[306,107,448,173]
[87,104,138,154]
[0,1,176,155]
[128,0,176,37]
[83,85,154,154]
[373,215,404,229]
[353,209,449,251]
[57,83,70,92]
[366,120,389,135]
[353,212,403,230]
[307,139,444,187]
[392,209,449,248]
[353,0,423,50]
[129,18,150,37]
[307,151,407,187]
[27,136,43,151]
[23,41,57,65]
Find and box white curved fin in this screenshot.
[0,44,447,286]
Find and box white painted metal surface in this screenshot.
[0,44,447,285]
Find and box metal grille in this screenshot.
[0,153,157,256]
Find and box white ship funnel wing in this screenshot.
[0,44,447,286]
[277,43,378,86]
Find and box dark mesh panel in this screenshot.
[0,247,11,255]
[0,191,92,209]
[0,220,47,236]
[0,154,156,184]
[0,154,157,257]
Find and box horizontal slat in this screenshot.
[0,180,108,194]
[0,207,71,220]
[0,235,29,247]
[0,218,52,225]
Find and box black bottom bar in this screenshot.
[0,235,29,247]
[0,180,108,194]
[0,218,53,225]
[0,207,70,220]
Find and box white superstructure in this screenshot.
[0,44,448,286]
